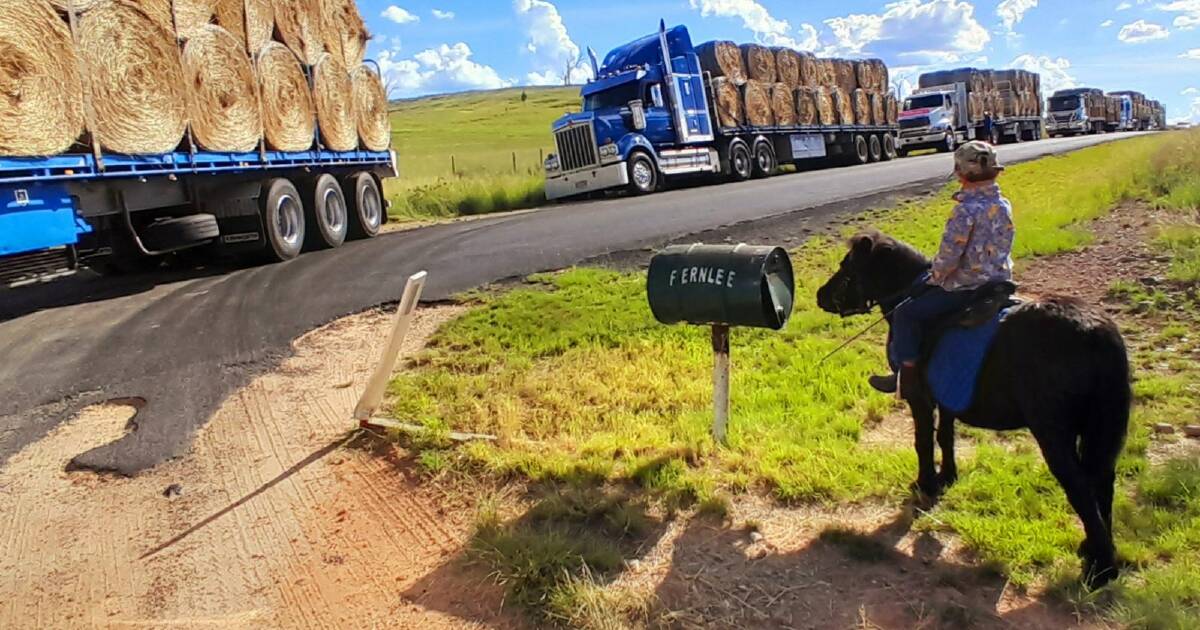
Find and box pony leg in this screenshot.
[909,399,939,496]
[1033,429,1118,587]
[936,409,957,487]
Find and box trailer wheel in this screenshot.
[728,141,752,182]
[881,134,897,161]
[847,135,870,165]
[260,178,305,262]
[867,135,883,162]
[345,172,383,239]
[626,152,658,195]
[752,142,776,178]
[303,174,349,250]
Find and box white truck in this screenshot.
[897,69,1043,156]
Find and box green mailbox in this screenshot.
[647,244,795,330]
[645,243,796,444]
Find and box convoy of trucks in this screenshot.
[543,22,900,201]
[896,68,1044,155]
[1047,88,1167,137]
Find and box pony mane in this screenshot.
[848,229,930,267]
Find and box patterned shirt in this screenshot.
[930,182,1015,291]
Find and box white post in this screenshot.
[353,271,428,422]
[711,325,731,444]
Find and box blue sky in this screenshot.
[362,0,1200,123]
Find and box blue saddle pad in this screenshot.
[924,308,1009,413]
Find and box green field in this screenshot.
[385,87,579,220]
[386,131,1200,626]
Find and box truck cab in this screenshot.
[543,24,717,201]
[896,84,968,155]
[1046,93,1088,136]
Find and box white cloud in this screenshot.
[381,6,419,25]
[1159,0,1200,29]
[997,0,1038,31]
[1182,87,1199,94]
[1116,2,1132,9]
[1101,19,1115,26]
[1182,47,1200,57]
[688,0,819,50]
[1010,54,1077,94]
[1170,96,1200,123]
[514,0,593,85]
[378,43,513,98]
[431,9,455,20]
[1117,19,1170,41]
[824,0,990,64]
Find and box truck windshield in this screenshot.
[1049,96,1081,112]
[584,83,642,111]
[903,95,945,110]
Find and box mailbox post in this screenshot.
[647,244,795,443]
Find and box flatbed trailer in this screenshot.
[0,147,396,287]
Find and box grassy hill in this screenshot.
[390,86,580,180]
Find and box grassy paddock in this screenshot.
[387,130,1200,624]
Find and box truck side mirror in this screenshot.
[628,100,647,131]
[650,84,664,109]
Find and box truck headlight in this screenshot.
[544,154,560,172]
[598,142,619,163]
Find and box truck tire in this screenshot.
[867,135,883,162]
[896,147,910,158]
[304,174,349,250]
[728,141,752,182]
[260,178,305,262]
[752,141,776,178]
[627,152,657,194]
[848,135,869,165]
[345,172,383,240]
[140,214,220,251]
[881,134,897,161]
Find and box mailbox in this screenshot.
[647,244,795,330]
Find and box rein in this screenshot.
[818,271,931,365]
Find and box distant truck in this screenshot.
[542,22,899,201]
[897,68,1043,155]
[1046,88,1110,136]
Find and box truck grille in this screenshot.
[899,117,929,130]
[0,247,75,287]
[554,123,599,172]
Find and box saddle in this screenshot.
[952,281,1019,328]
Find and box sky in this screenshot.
[361,0,1200,123]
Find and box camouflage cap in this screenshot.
[954,140,1005,179]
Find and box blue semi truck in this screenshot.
[543,22,899,201]
[0,143,395,287]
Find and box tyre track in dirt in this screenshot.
[0,304,524,628]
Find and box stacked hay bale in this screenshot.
[918,67,1042,122]
[0,0,388,157]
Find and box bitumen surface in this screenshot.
[0,133,1148,474]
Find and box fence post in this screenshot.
[512,152,517,174]
[451,155,456,176]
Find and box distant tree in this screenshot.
[521,89,528,104]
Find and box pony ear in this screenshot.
[850,233,874,258]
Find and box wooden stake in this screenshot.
[353,271,427,421]
[711,325,731,444]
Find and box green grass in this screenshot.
[385,87,579,220]
[391,130,1200,623]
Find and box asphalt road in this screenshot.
[0,133,1146,474]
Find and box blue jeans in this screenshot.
[890,286,977,364]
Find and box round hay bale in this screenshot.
[320,0,369,68]
[741,80,773,127]
[215,0,273,53]
[833,59,858,94]
[78,0,187,154]
[351,64,389,151]
[869,91,885,126]
[117,0,173,34]
[696,40,746,85]
[273,0,322,65]
[797,52,819,87]
[257,41,313,151]
[312,52,356,151]
[174,0,216,40]
[851,88,870,125]
[830,87,854,125]
[740,44,776,83]
[0,1,85,156]
[814,87,835,125]
[48,0,103,12]
[885,93,897,125]
[819,58,837,88]
[795,87,818,125]
[769,83,796,126]
[709,76,743,129]
[182,25,262,152]
[774,47,800,88]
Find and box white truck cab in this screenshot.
[897,83,972,155]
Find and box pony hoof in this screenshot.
[912,478,943,498]
[1083,561,1119,590]
[937,470,958,488]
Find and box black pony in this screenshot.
[816,230,1132,588]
